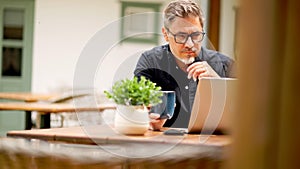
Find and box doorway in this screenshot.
[0,0,34,135]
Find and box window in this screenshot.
[120,1,162,44]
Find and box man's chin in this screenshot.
[180,57,195,65]
[186,58,195,64]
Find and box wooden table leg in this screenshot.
[40,113,50,129]
[25,111,32,130]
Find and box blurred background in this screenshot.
[0,0,238,135]
[1,0,299,168]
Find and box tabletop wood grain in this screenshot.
[7,125,231,146]
[0,102,116,113]
[0,92,59,102]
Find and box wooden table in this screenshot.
[0,92,113,129]
[2,132,229,168]
[0,92,60,129]
[7,125,231,146]
[6,126,230,168]
[0,102,116,128]
[0,92,59,102]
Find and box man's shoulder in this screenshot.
[201,47,234,62]
[201,48,236,77]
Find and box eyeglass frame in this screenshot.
[165,27,206,44]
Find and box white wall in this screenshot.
[32,0,235,93]
[32,0,166,93]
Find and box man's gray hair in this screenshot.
[163,0,204,29]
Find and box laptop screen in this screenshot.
[187,78,238,134]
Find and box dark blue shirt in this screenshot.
[134,44,236,128]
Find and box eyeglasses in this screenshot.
[166,28,205,44]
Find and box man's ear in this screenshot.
[162,27,169,42]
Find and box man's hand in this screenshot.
[149,113,167,130]
[187,61,220,81]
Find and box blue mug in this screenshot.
[151,91,176,119]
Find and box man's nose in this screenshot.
[184,37,194,48]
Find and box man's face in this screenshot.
[163,16,203,64]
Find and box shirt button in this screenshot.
[185,86,189,90]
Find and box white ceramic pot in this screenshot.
[114,105,149,135]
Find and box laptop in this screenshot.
[164,77,238,135]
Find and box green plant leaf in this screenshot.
[104,76,163,106]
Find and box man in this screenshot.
[134,0,236,130]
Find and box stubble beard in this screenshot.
[171,46,198,65]
[179,47,197,64]
[177,56,195,65]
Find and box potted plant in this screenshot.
[104,76,162,135]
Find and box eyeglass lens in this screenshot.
[175,32,204,44]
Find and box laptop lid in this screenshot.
[187,77,237,134]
